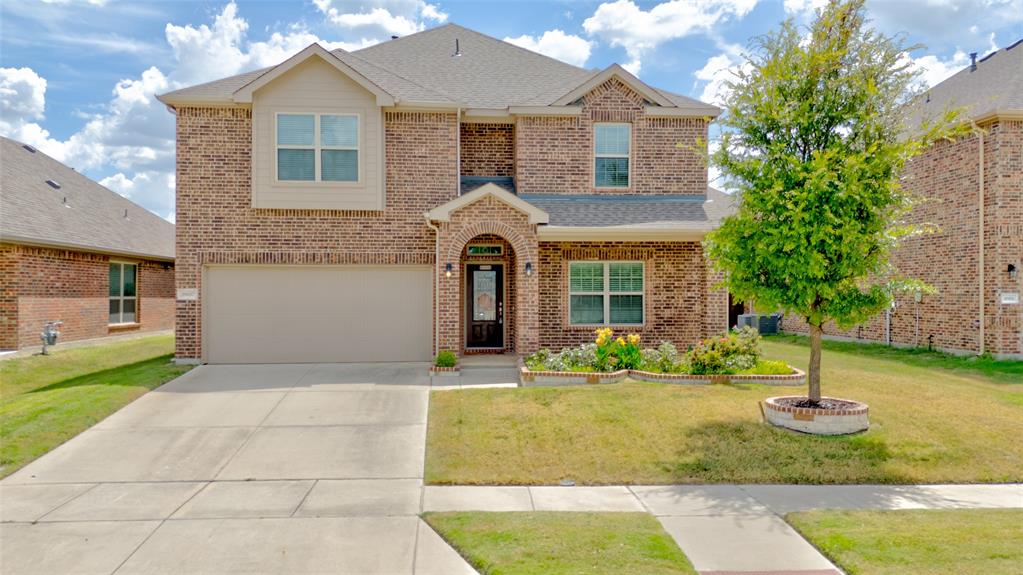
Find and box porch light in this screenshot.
[445,263,453,278]
[525,262,533,277]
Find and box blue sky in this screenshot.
[2,0,1021,220]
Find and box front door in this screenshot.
[466,263,504,349]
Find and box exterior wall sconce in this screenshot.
[525,262,533,277]
[445,263,453,278]
[1009,264,1018,280]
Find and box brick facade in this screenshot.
[0,243,174,350]
[460,123,514,177]
[538,241,727,350]
[173,107,458,360]
[783,120,1022,357]
[173,76,725,361]
[515,78,709,195]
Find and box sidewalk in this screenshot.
[423,483,1023,575]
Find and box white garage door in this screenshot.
[205,265,432,364]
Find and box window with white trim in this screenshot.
[276,113,359,182]
[109,262,137,324]
[594,123,630,188]
[569,261,644,325]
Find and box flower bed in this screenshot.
[520,328,805,386]
[519,365,805,386]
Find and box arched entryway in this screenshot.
[460,234,517,353]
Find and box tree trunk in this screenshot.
[808,323,823,403]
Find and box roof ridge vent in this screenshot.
[1006,38,1023,50]
[46,179,61,189]
[22,144,37,153]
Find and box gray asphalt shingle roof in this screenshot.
[160,23,719,112]
[905,39,1023,129]
[0,136,175,260]
[521,188,735,230]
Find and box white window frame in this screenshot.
[568,261,644,326]
[109,261,138,325]
[594,122,631,189]
[274,112,361,184]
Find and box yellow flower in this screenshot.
[627,334,641,345]
[616,337,626,346]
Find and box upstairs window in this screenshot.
[276,113,359,182]
[109,262,137,324]
[594,123,630,188]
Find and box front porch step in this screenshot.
[458,353,518,368]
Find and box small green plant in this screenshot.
[739,359,792,375]
[687,327,763,375]
[435,350,457,368]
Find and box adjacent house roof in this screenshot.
[523,188,735,240]
[906,38,1023,129]
[158,23,720,116]
[0,137,175,261]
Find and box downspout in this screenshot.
[973,121,985,355]
[456,107,462,196]
[426,217,441,358]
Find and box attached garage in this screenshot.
[204,265,432,364]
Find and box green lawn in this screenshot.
[0,334,191,478]
[426,338,1023,485]
[788,509,1023,575]
[424,512,696,575]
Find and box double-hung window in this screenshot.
[594,123,630,188]
[276,113,359,182]
[109,262,137,324]
[569,262,644,325]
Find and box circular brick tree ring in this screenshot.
[762,396,869,435]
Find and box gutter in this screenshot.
[0,235,174,263]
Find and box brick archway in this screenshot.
[432,198,540,357]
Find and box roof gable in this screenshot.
[552,64,675,107]
[425,183,549,225]
[233,44,395,106]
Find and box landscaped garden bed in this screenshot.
[520,327,804,386]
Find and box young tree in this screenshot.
[706,0,961,404]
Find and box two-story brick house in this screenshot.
[158,24,732,364]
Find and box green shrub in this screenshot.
[435,350,457,368]
[687,327,762,375]
[639,342,684,373]
[739,359,792,375]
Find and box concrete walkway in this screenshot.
[0,363,477,575]
[423,483,1023,575]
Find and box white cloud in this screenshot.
[101,171,177,221]
[314,0,447,40]
[905,50,971,89]
[504,30,593,67]
[693,51,744,105]
[0,67,47,127]
[783,0,827,14]
[868,0,1022,47]
[582,0,758,75]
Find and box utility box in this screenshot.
[737,314,779,334]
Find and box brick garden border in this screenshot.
[518,364,806,387]
[762,395,869,435]
[429,365,461,377]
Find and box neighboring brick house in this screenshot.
[783,42,1022,359]
[157,24,733,364]
[0,136,175,350]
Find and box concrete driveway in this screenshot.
[0,363,476,575]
